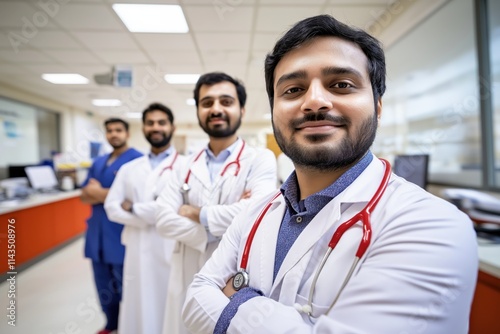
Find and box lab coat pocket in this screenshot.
[295,293,331,319]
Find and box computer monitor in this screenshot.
[393,154,429,189]
[24,165,59,191]
[8,165,35,178]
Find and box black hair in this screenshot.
[142,102,174,124]
[104,117,129,131]
[193,72,247,108]
[264,14,386,111]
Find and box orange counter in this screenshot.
[0,191,90,274]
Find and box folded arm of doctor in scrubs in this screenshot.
[181,15,478,334]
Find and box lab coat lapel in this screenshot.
[188,151,211,189]
[271,198,343,292]
[271,158,387,291]
[211,140,247,186]
[248,195,286,295]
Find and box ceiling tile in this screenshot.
[252,33,280,51]
[51,3,123,30]
[134,34,197,51]
[260,0,324,4]
[0,63,33,75]
[148,50,202,66]
[43,49,102,64]
[181,0,255,4]
[103,0,180,4]
[256,6,322,32]
[195,33,251,51]
[23,64,71,75]
[28,30,82,49]
[0,1,57,28]
[73,31,138,50]
[95,50,150,64]
[328,0,390,4]
[325,5,386,29]
[202,51,248,66]
[184,6,254,32]
[0,49,55,63]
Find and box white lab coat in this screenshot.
[105,150,185,334]
[156,140,278,334]
[182,158,479,334]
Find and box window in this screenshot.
[373,0,482,187]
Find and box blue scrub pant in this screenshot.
[92,261,123,331]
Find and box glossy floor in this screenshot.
[0,237,105,334]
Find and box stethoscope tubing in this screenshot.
[239,158,392,320]
[183,140,246,185]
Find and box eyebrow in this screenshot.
[322,66,364,80]
[275,66,365,89]
[275,70,307,89]
[200,94,235,102]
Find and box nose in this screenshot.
[301,79,333,113]
[151,122,162,131]
[210,100,223,114]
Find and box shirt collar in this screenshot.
[280,152,374,215]
[205,138,241,162]
[148,145,174,160]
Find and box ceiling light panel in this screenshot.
[113,4,189,33]
[42,74,89,84]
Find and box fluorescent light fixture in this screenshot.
[92,99,122,107]
[113,4,189,33]
[186,98,196,106]
[42,73,89,84]
[164,74,200,84]
[126,112,142,119]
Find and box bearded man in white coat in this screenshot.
[155,72,278,334]
[105,103,185,334]
[182,15,478,334]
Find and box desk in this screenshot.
[0,190,90,274]
[470,239,500,334]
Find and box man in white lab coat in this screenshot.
[105,103,184,334]
[182,15,478,333]
[156,72,278,334]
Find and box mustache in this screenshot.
[207,113,228,122]
[290,113,351,128]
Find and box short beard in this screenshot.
[199,113,242,138]
[273,112,377,172]
[110,141,126,150]
[146,132,172,148]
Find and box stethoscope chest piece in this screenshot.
[232,270,249,291]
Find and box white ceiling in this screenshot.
[0,0,442,125]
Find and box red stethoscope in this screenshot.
[158,151,179,176]
[231,158,392,322]
[180,141,246,204]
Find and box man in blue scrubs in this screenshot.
[80,118,142,334]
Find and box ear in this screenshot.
[240,107,246,117]
[376,98,382,124]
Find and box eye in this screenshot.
[201,100,213,108]
[332,82,352,89]
[284,87,303,94]
[220,98,234,106]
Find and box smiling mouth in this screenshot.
[296,120,345,131]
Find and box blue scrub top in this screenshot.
[82,148,143,264]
